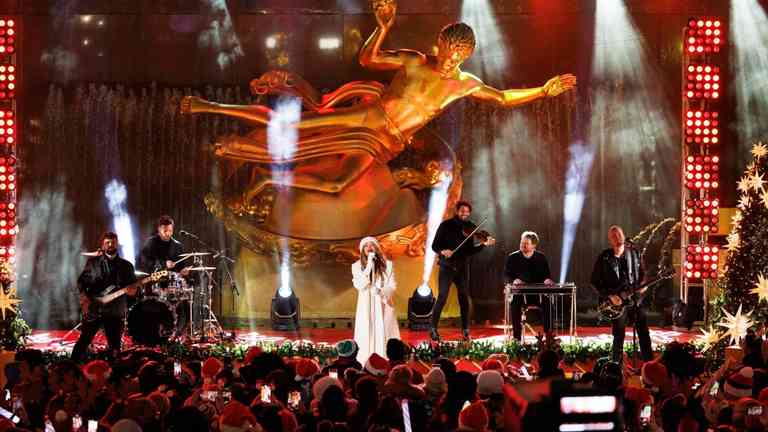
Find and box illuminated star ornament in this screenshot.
[762,190,768,209]
[751,172,765,192]
[751,273,768,303]
[725,231,740,251]
[752,142,768,159]
[0,287,21,320]
[737,176,752,194]
[697,326,722,352]
[717,304,755,346]
[738,195,751,210]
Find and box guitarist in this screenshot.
[71,232,138,362]
[590,225,652,363]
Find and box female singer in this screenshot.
[352,236,400,364]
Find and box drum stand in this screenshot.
[188,255,225,343]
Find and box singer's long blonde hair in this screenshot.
[360,239,387,283]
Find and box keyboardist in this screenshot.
[504,231,554,342]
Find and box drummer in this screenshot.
[138,215,190,276]
[504,231,554,342]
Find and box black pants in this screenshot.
[431,264,470,330]
[610,306,653,363]
[71,313,124,362]
[510,295,551,340]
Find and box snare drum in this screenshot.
[159,272,193,302]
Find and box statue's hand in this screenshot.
[542,74,577,97]
[372,0,396,29]
[250,70,294,95]
[180,96,210,114]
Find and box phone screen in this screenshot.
[202,391,217,401]
[288,391,301,410]
[329,370,338,380]
[0,406,18,424]
[221,391,231,403]
[401,399,412,432]
[88,420,98,432]
[710,381,720,396]
[261,385,271,403]
[3,390,8,401]
[45,420,55,432]
[748,405,763,416]
[560,396,618,414]
[640,404,652,423]
[174,362,182,378]
[72,414,82,430]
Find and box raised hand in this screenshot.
[250,70,294,95]
[542,74,577,97]
[372,0,396,30]
[180,96,211,114]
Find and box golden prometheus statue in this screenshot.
[180,0,576,263]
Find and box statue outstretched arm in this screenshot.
[469,73,577,107]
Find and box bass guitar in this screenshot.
[82,270,168,320]
[597,268,675,321]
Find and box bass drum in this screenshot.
[128,298,176,346]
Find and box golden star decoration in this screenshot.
[751,273,768,303]
[762,190,768,209]
[752,142,768,159]
[716,304,755,346]
[738,195,751,210]
[738,176,752,194]
[751,172,765,193]
[0,287,21,320]
[726,231,741,251]
[697,326,722,352]
[731,210,743,226]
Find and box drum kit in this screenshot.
[76,250,227,347]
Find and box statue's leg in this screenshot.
[242,152,376,202]
[180,96,271,127]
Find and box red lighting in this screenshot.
[684,155,720,190]
[684,244,719,280]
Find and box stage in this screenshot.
[26,325,698,357]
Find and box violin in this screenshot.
[452,218,496,254]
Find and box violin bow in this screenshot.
[450,216,489,255]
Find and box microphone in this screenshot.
[179,230,199,239]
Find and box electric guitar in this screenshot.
[597,268,675,321]
[82,270,168,320]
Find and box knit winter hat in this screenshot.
[424,367,448,396]
[219,401,259,432]
[202,357,224,379]
[312,375,343,400]
[83,359,112,382]
[336,339,358,358]
[476,370,504,396]
[725,367,754,400]
[359,236,381,252]
[364,353,389,376]
[294,358,321,381]
[458,400,489,432]
[388,364,413,385]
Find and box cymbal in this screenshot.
[81,251,102,257]
[188,266,216,271]
[179,252,211,257]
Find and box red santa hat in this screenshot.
[202,357,224,379]
[82,360,112,382]
[244,346,264,365]
[480,358,504,373]
[364,353,389,376]
[725,367,754,400]
[458,401,489,432]
[641,360,669,393]
[219,401,259,432]
[312,375,343,400]
[294,358,320,381]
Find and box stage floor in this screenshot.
[26,325,697,355]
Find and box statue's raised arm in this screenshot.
[359,0,424,70]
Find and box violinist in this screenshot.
[430,201,495,341]
[504,231,554,343]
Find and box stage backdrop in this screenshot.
[9,0,753,327]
